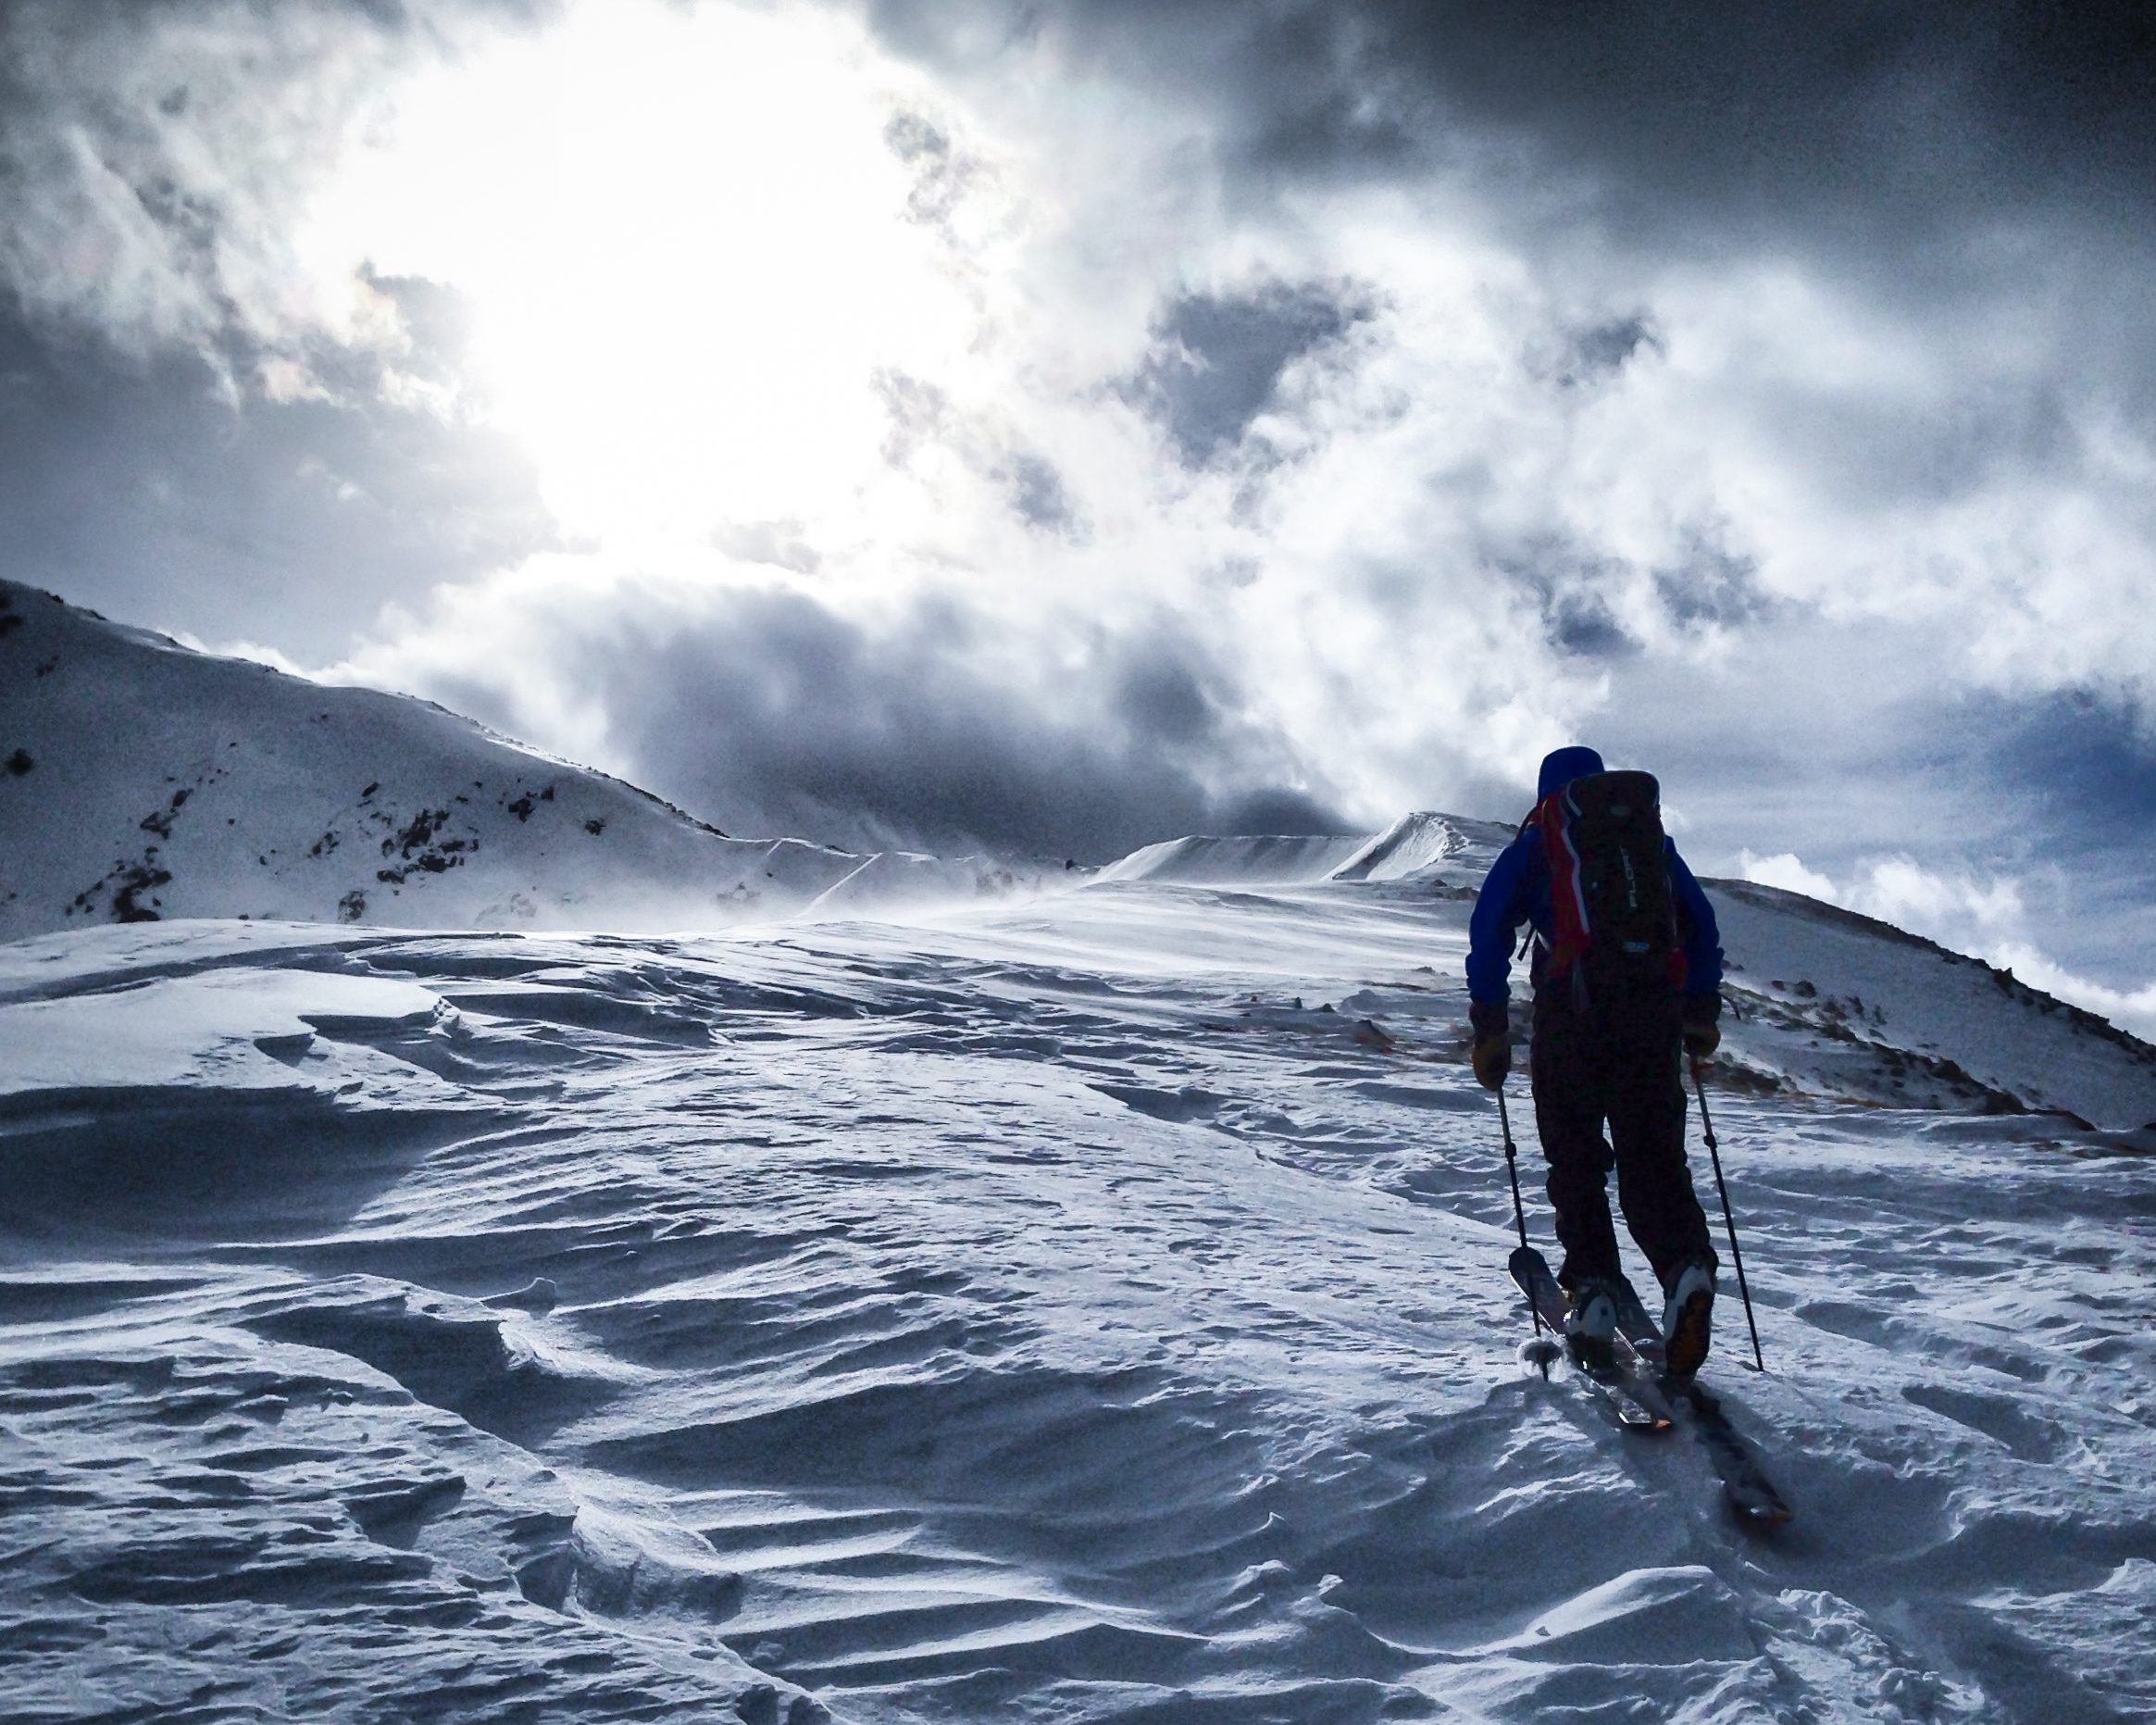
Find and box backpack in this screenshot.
[1529,769,1687,998]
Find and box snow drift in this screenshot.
[2,880,2151,1721]
[1095,812,1514,890]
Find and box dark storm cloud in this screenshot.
[856,3,2156,321]
[1652,535,1771,632]
[1347,2,2156,262]
[513,585,1347,861]
[1485,528,1768,658]
[1548,314,1662,392]
[1545,596,1633,661]
[0,307,554,656]
[1985,688,2156,850]
[1115,644,1217,745]
[1003,452,1078,533]
[1485,538,1638,660]
[1976,688,2156,987]
[862,0,1419,185]
[1121,280,1374,469]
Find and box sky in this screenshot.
[3,0,2153,1031]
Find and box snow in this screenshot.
[4,867,2153,1722]
[1092,814,1517,891]
[1713,880,2156,1131]
[0,580,1040,939]
[0,968,446,1101]
[1332,812,1505,883]
[1094,831,1371,885]
[6,575,2156,1719]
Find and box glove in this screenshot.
[1469,999,1511,1090]
[1682,993,1722,1059]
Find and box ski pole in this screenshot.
[1497,1086,1546,1337]
[1690,1058,1765,1372]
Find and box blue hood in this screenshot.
[1537,745,1605,799]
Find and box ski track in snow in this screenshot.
[2,880,2154,1723]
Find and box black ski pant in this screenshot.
[1529,983,1715,1294]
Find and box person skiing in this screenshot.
[1466,745,1725,1378]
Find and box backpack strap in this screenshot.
[1535,785,1592,981]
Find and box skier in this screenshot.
[1466,745,1725,1378]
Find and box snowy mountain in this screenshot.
[6,579,2156,1721]
[1088,824,2156,1133]
[7,574,2151,1135]
[1096,811,1512,890]
[0,580,1036,941]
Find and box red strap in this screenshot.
[1536,788,1591,978]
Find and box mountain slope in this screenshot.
[3,605,2153,1718]
[1,881,2150,1722]
[6,576,2150,1127]
[1710,880,2156,1128]
[1076,828,2156,1131]
[0,581,1027,938]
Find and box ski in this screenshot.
[1609,1275,1794,1528]
[1665,1380,1792,1526]
[1514,1333,1668,1430]
[1508,1246,1672,1431]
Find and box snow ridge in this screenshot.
[0,581,1040,939]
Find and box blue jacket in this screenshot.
[1466,828,1724,1005]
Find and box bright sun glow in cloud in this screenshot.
[305,0,983,551]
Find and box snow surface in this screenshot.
[1097,815,1514,890]
[6,575,2156,1720]
[4,867,2153,1722]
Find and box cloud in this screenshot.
[329,556,1352,861]
[1984,944,2156,1045]
[0,1,567,648]
[1121,278,1377,469]
[0,0,546,383]
[1735,852,1837,904]
[1651,533,1770,632]
[1549,315,1662,392]
[6,0,2152,1002]
[873,369,1084,539]
[1740,850,2025,943]
[0,306,555,655]
[887,2,2156,308]
[846,0,2156,708]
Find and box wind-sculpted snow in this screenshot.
[2,881,2152,1722]
[1093,831,1371,886]
[1330,812,1511,884]
[1091,813,1516,893]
